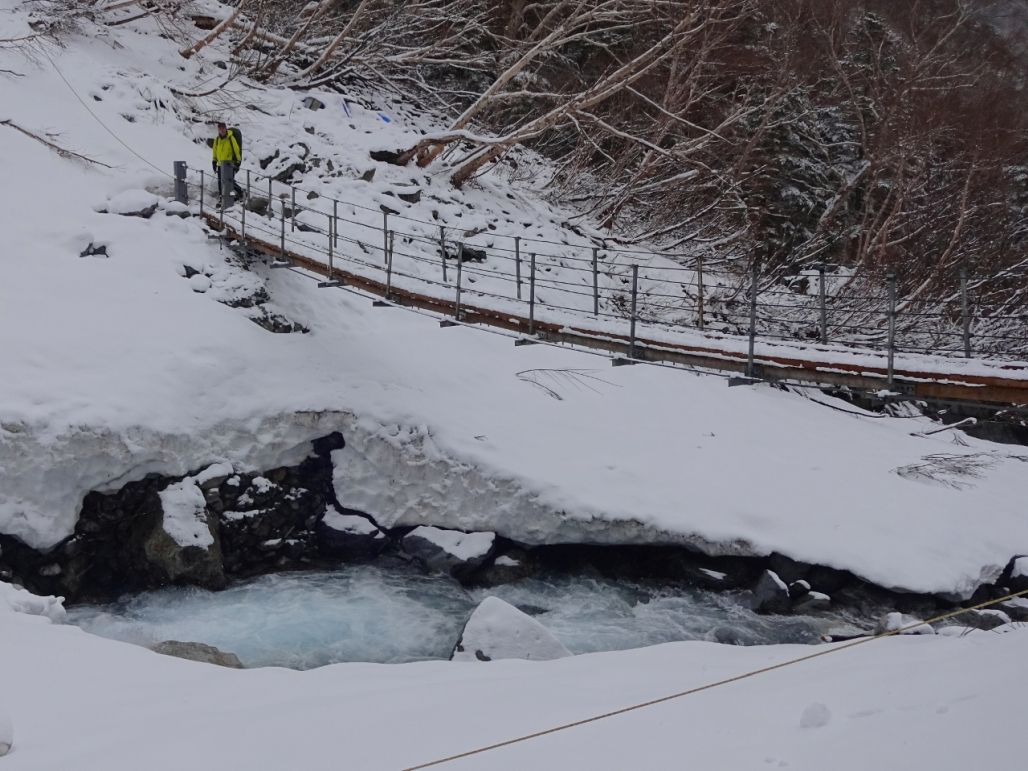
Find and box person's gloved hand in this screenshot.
[212,160,218,173]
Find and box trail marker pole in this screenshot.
[199,170,205,217]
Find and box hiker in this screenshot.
[211,121,243,208]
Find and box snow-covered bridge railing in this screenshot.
[179,164,1028,409]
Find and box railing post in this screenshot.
[592,247,599,318]
[386,231,395,300]
[454,243,463,321]
[960,266,971,358]
[514,236,522,300]
[528,252,536,336]
[628,264,639,359]
[290,186,296,232]
[887,271,897,386]
[333,199,339,249]
[746,258,759,379]
[818,264,828,344]
[241,170,248,244]
[382,210,390,265]
[280,200,286,260]
[173,161,188,205]
[267,176,273,218]
[327,210,334,276]
[199,169,205,217]
[439,225,448,283]
[696,256,705,331]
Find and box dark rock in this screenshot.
[397,188,421,204]
[245,196,270,216]
[152,640,243,668]
[273,161,307,183]
[402,526,496,580]
[474,548,537,585]
[788,580,811,600]
[752,569,791,614]
[768,552,811,584]
[79,243,109,258]
[359,168,375,182]
[959,608,1011,630]
[996,599,1028,622]
[370,149,403,163]
[118,203,158,219]
[316,511,388,561]
[999,555,1028,593]
[139,481,225,589]
[792,591,831,614]
[311,432,345,457]
[805,564,853,594]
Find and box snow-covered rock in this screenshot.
[402,526,495,578]
[316,510,387,560]
[874,612,935,636]
[996,597,1028,622]
[142,476,224,588]
[104,189,160,218]
[1004,555,1028,592]
[0,581,65,622]
[959,608,1011,631]
[752,570,791,614]
[451,596,571,662]
[475,548,537,585]
[792,590,831,614]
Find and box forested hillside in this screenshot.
[20,0,1028,317]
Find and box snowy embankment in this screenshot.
[0,4,1027,596]
[1,585,1026,770]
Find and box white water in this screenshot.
[67,565,874,669]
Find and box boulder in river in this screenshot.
[402,526,495,579]
[317,510,388,560]
[451,596,571,662]
[151,640,243,668]
[752,569,791,614]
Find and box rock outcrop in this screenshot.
[151,640,243,668]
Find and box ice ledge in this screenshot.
[0,411,357,550]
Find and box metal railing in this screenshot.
[178,163,1028,380]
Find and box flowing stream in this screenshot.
[67,563,877,669]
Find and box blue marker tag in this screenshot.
[378,113,391,124]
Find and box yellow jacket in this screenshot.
[212,131,241,165]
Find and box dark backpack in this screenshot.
[228,127,243,162]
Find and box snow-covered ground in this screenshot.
[1,5,1027,768]
[2,585,1026,770]
[0,1,1027,597]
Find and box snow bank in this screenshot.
[3,583,1028,770]
[407,526,495,563]
[0,581,65,622]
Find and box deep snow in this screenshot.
[3,582,1027,770]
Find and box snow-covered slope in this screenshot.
[1,586,1026,770]
[1,3,1027,596]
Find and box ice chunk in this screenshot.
[407,526,494,562]
[0,581,66,622]
[875,612,934,636]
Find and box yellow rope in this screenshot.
[403,586,1028,770]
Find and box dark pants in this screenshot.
[217,163,244,207]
